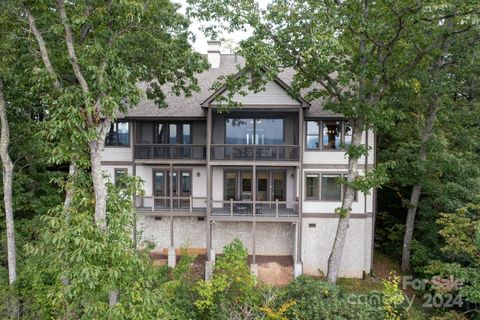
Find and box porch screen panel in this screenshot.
[255,119,284,145]
[225,119,254,144]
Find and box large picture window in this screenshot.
[106,121,129,146]
[225,118,284,145]
[304,173,357,202]
[305,120,352,150]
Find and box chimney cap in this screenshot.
[207,40,221,53]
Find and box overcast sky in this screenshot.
[175,0,271,53]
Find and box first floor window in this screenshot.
[321,174,342,201]
[114,168,128,185]
[106,121,129,146]
[305,173,357,202]
[305,174,320,200]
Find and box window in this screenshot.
[154,122,191,144]
[106,121,129,146]
[344,122,352,146]
[323,121,341,150]
[114,168,128,185]
[305,174,320,200]
[321,174,342,201]
[306,121,320,150]
[305,120,352,150]
[304,173,357,202]
[225,118,284,145]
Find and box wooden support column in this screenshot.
[297,107,304,263]
[206,106,213,261]
[132,121,137,247]
[252,164,256,217]
[169,163,173,211]
[252,221,256,264]
[170,215,174,248]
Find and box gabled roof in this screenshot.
[200,67,310,109]
[119,54,341,119]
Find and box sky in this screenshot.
[175,0,271,53]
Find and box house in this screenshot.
[100,40,375,279]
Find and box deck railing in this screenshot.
[211,199,299,217]
[210,144,299,161]
[136,196,207,212]
[134,144,206,160]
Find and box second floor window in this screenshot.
[225,118,284,145]
[106,121,129,146]
[305,120,352,150]
[154,123,191,144]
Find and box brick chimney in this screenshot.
[207,40,221,69]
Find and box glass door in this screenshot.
[178,171,191,209]
[225,172,237,201]
[257,172,269,201]
[240,172,252,200]
[272,172,285,201]
[153,170,168,209]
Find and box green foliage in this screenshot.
[381,273,405,320]
[424,205,480,313]
[274,276,385,320]
[194,238,260,319]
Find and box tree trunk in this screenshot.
[326,119,364,284]
[400,26,452,272]
[26,7,78,211]
[0,77,17,286]
[401,101,438,271]
[90,120,110,229]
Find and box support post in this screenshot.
[169,163,173,211]
[170,215,174,248]
[252,164,256,217]
[206,106,212,261]
[253,221,257,264]
[297,107,304,264]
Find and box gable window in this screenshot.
[225,118,284,145]
[154,122,191,144]
[305,120,352,150]
[106,121,129,146]
[304,173,357,202]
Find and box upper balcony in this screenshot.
[134,120,207,161]
[210,111,300,163]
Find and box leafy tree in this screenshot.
[187,0,480,283]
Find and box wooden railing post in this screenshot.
[152,196,155,212]
[230,199,233,216]
[189,195,193,212]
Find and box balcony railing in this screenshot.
[135,144,206,160]
[136,196,207,212]
[211,200,299,217]
[210,145,299,161]
[135,197,299,218]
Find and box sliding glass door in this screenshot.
[223,170,285,202]
[153,169,191,210]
